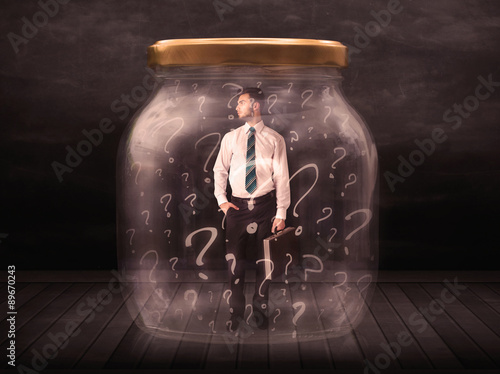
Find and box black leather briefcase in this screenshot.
[263,227,299,281]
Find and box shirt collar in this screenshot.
[244,120,264,134]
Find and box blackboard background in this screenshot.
[1,0,499,271]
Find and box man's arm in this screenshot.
[213,133,239,214]
[271,135,291,232]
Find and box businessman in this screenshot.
[213,87,290,331]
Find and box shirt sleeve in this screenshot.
[272,135,291,220]
[213,132,231,206]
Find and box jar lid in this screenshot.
[147,38,348,68]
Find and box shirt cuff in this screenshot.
[216,195,228,207]
[275,208,287,221]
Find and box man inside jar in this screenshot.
[213,87,291,332]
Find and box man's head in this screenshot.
[236,87,265,120]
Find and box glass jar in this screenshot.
[116,38,378,343]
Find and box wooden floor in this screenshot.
[2,271,500,374]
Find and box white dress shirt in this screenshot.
[213,120,291,220]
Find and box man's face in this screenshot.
[236,93,255,119]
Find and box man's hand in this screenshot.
[271,218,285,234]
[220,202,239,215]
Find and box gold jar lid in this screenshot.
[147,38,348,68]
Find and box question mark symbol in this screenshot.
[267,94,278,114]
[256,81,262,88]
[141,210,150,225]
[155,168,162,177]
[307,127,314,139]
[330,147,347,179]
[131,161,141,185]
[292,301,306,338]
[169,257,179,278]
[341,174,357,197]
[225,253,236,275]
[302,254,324,281]
[316,207,333,225]
[357,273,373,300]
[301,89,313,108]
[272,308,281,331]
[324,106,332,123]
[289,131,299,151]
[195,133,222,182]
[126,228,135,245]
[287,82,293,93]
[198,96,206,117]
[284,253,293,284]
[256,259,274,297]
[289,163,319,217]
[140,250,159,283]
[192,83,198,92]
[222,82,243,109]
[344,209,373,253]
[184,289,198,310]
[174,79,180,93]
[160,193,172,218]
[185,227,218,280]
[181,172,189,182]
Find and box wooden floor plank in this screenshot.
[379,283,462,369]
[345,283,402,371]
[289,282,334,369]
[267,282,301,370]
[74,284,156,369]
[470,283,500,315]
[1,283,49,322]
[105,282,193,369]
[204,282,239,370]
[456,283,500,337]
[312,282,365,369]
[171,282,224,369]
[422,282,500,367]
[4,283,92,369]
[236,282,269,369]
[47,283,132,369]
[16,283,119,370]
[369,284,433,369]
[399,283,496,369]
[485,282,500,295]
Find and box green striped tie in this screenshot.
[245,127,257,194]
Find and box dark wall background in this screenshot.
[1,0,499,271]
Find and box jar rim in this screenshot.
[147,38,348,68]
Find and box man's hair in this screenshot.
[240,87,265,111]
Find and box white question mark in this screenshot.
[198,96,206,113]
[357,273,373,300]
[184,289,198,310]
[289,131,299,151]
[140,250,159,283]
[131,161,141,185]
[332,271,351,295]
[301,89,313,108]
[288,163,319,217]
[185,227,218,280]
[192,83,198,92]
[141,210,150,225]
[292,301,306,326]
[185,193,197,208]
[155,168,162,177]
[256,81,262,88]
[287,82,293,93]
[331,147,347,169]
[302,254,324,281]
[160,193,172,218]
[225,253,236,275]
[209,320,216,333]
[181,172,189,182]
[324,106,332,123]
[150,117,185,155]
[222,82,243,109]
[341,174,357,197]
[174,79,180,93]
[194,133,222,177]
[284,253,293,284]
[328,228,338,242]
[316,207,333,224]
[245,303,254,324]
[272,308,281,331]
[223,289,232,306]
[256,258,274,297]
[169,257,179,278]
[267,93,278,114]
[344,208,373,253]
[126,228,135,245]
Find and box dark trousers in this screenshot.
[225,191,275,318]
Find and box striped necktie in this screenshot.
[245,126,257,194]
